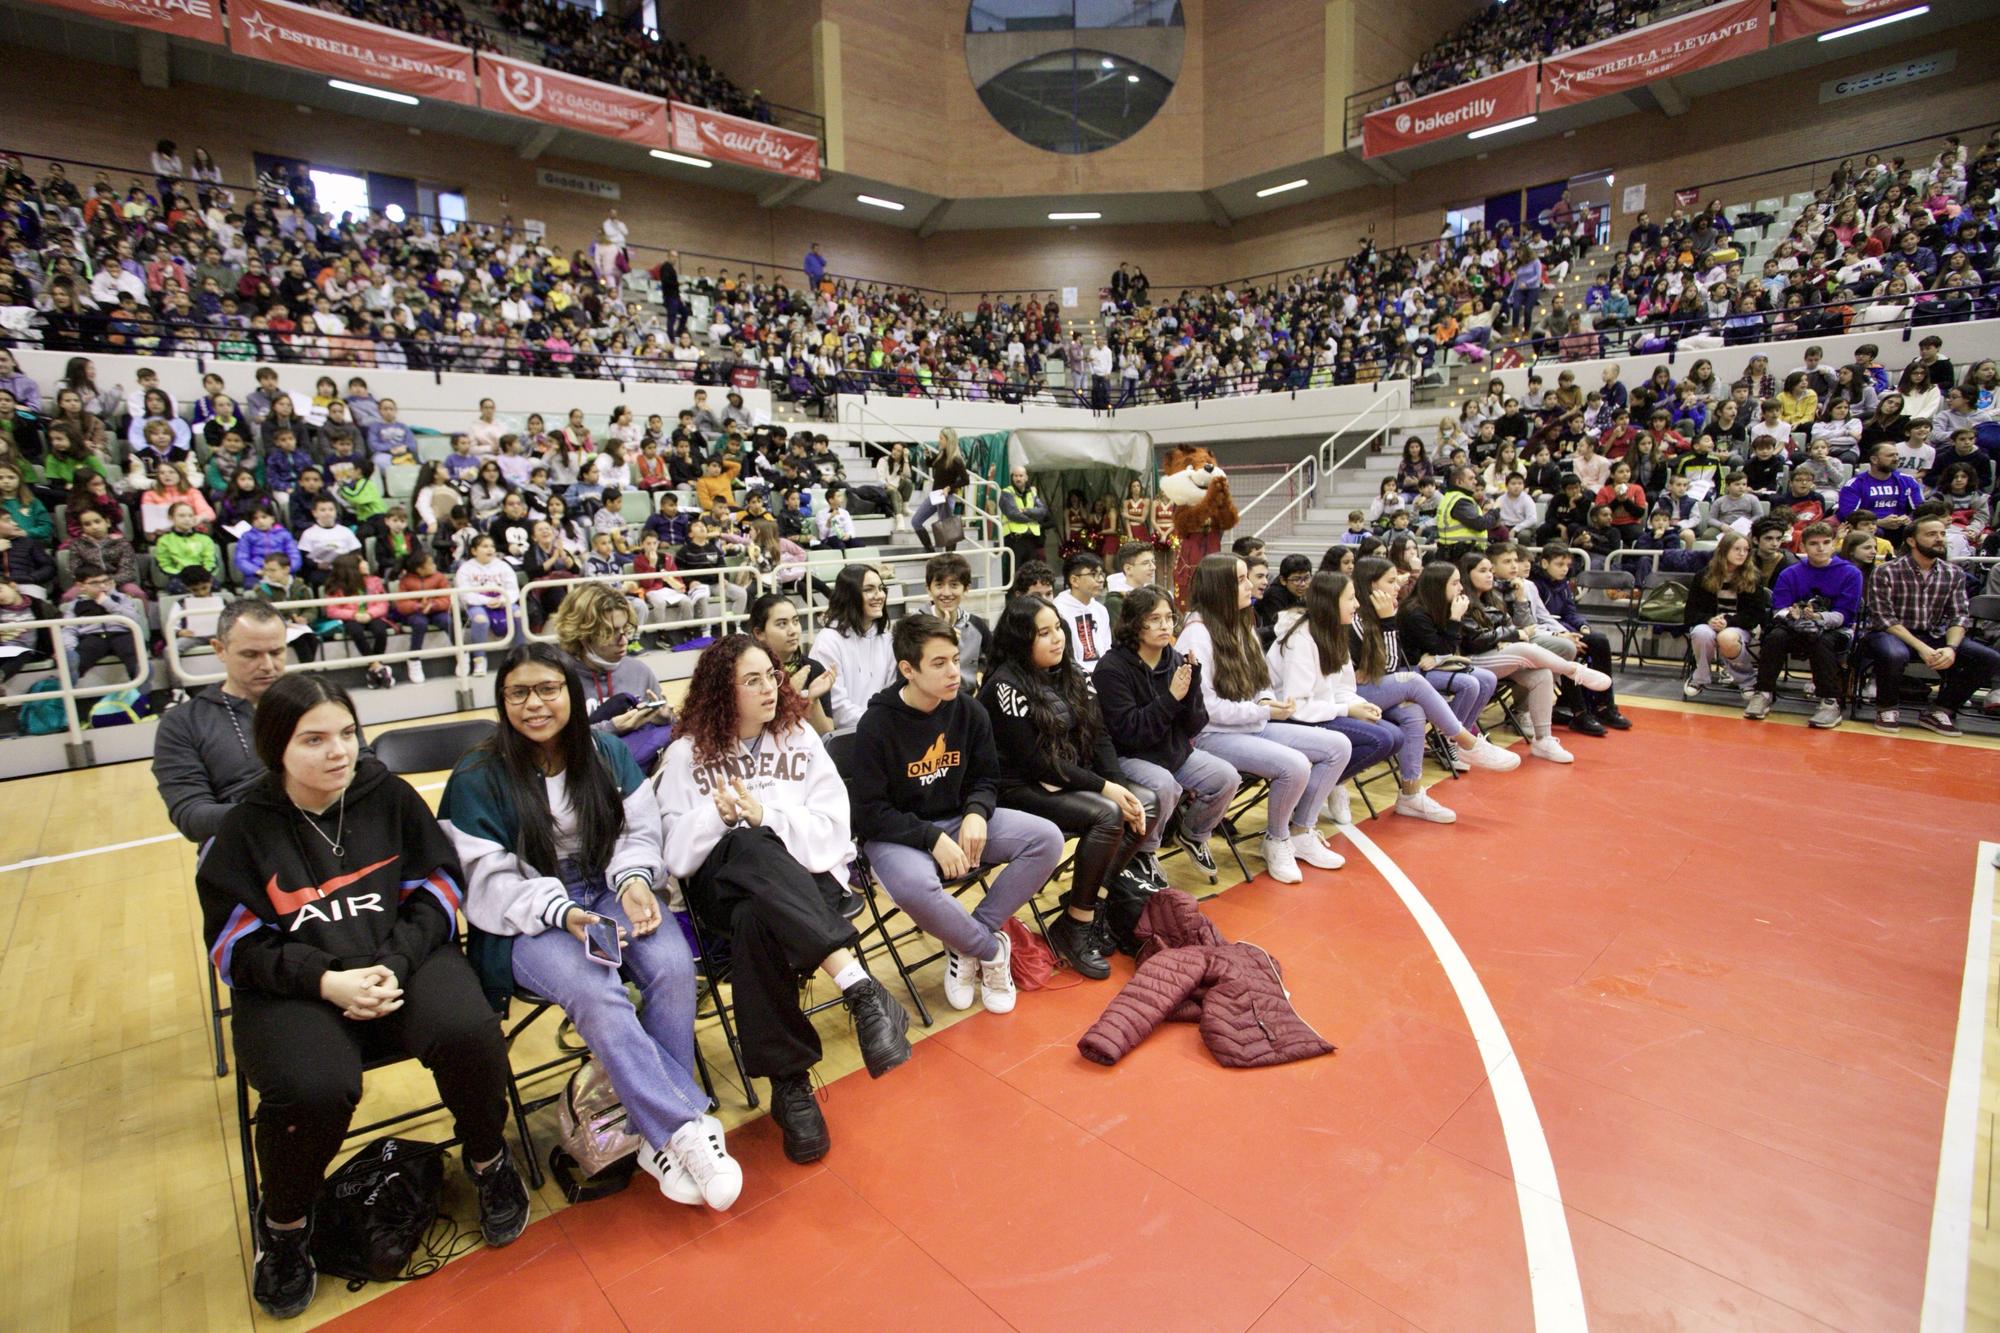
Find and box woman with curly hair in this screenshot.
[653,634,910,1167]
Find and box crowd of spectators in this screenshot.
[1374,0,1667,109]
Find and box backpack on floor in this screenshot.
[311,1136,451,1286]
[88,687,151,728]
[1004,918,1055,990]
[19,678,66,735]
[549,1058,641,1204]
[1637,580,1689,624]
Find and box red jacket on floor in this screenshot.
[1077,889,1335,1069]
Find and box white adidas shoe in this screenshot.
[977,930,1016,1014]
[667,1115,742,1211]
[941,948,979,1011]
[1291,832,1345,870]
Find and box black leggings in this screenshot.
[340,617,389,658]
[681,827,859,1081]
[1754,619,1847,699]
[1001,782,1157,912]
[232,949,511,1223]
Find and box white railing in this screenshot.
[1246,393,1404,541]
[163,584,519,687]
[839,398,1010,546]
[0,612,152,762]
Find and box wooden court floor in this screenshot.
[1,700,1997,1330]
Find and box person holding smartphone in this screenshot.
[440,644,742,1212]
[197,674,527,1320]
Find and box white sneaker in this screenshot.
[1528,736,1575,764]
[1572,665,1612,692]
[1291,832,1345,870]
[1461,738,1521,771]
[1394,790,1457,823]
[638,1143,701,1206]
[1327,786,1353,825]
[1262,836,1302,884]
[472,657,488,676]
[977,931,1016,1014]
[1443,739,1471,772]
[941,948,978,1011]
[667,1115,742,1211]
[407,659,425,684]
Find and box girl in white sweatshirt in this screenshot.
[453,533,521,674]
[1267,571,1455,825]
[806,563,896,734]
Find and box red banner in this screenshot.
[1360,65,1538,159]
[29,0,222,43]
[1542,0,1767,108]
[667,102,820,180]
[229,0,475,105]
[1774,0,1924,42]
[478,53,667,147]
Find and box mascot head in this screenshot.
[1159,446,1238,536]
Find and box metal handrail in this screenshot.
[0,611,151,761]
[162,583,514,685]
[1239,391,1405,540]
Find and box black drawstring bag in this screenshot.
[312,1137,461,1288]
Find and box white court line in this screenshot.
[1921,840,1998,1332]
[0,780,452,876]
[1339,824,1589,1331]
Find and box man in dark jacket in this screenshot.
[843,614,1062,998]
[1092,589,1240,882]
[153,600,370,844]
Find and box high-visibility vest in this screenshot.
[1001,486,1042,536]
[1437,489,1485,547]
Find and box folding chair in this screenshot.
[1575,568,1639,671]
[206,959,231,1078]
[497,990,588,1190]
[1213,776,1273,881]
[676,906,758,1110]
[1348,758,1401,820]
[372,718,499,774]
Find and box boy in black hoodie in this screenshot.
[196,674,526,1319]
[846,614,1063,1007]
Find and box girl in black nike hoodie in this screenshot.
[197,674,524,1320]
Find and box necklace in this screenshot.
[295,791,347,858]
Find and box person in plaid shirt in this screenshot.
[1860,513,2000,734]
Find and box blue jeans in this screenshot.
[1357,672,1468,780]
[1118,750,1241,850]
[1319,716,1399,782]
[1422,666,1497,732]
[1192,722,1348,837]
[864,807,1064,961]
[508,866,705,1150]
[394,610,451,653]
[1861,630,2000,713]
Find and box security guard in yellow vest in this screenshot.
[998,465,1049,574]
[1435,463,1499,562]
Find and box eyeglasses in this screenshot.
[501,681,567,705]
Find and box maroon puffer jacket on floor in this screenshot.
[1076,888,1335,1068]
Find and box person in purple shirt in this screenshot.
[1743,521,1864,729]
[0,349,40,411]
[1835,441,1925,540]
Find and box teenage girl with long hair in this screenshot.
[1266,572,1399,824]
[806,563,894,733]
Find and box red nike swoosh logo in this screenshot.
[265,856,398,916]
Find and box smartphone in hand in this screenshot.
[584,918,622,968]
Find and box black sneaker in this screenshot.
[1134,851,1167,891]
[251,1205,317,1320]
[466,1148,531,1247]
[1172,826,1218,880]
[1567,710,1608,737]
[1917,706,1963,737]
[842,978,912,1079]
[836,887,865,920]
[769,1072,830,1164]
[1045,912,1112,980]
[1597,706,1632,731]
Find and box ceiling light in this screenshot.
[856,194,905,211]
[1817,4,1927,39]
[328,79,418,106]
[383,203,406,223]
[1049,211,1101,221]
[1256,178,1308,198]
[1466,115,1537,140]
[650,149,712,168]
[1126,74,1139,83]
[1100,58,1114,69]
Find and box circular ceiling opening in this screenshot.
[967,2,1185,155]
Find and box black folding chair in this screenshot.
[1576,569,1639,671]
[1349,759,1401,820]
[372,718,498,774]
[1213,776,1273,881]
[496,990,588,1190]
[676,906,759,1110]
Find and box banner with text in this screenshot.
[1541,0,1767,108]
[479,53,667,147]
[31,0,222,43]
[1774,0,1924,42]
[1361,65,1537,158]
[229,0,476,105]
[667,102,820,179]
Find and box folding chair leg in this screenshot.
[692,1041,719,1108]
[864,882,934,1028]
[703,966,758,1110]
[235,1064,259,1221]
[208,961,230,1078]
[505,1068,545,1190]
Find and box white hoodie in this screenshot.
[1265,608,1360,723]
[1174,615,1273,735]
[807,623,896,734]
[653,724,853,884]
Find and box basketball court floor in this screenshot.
[2,699,1997,1330]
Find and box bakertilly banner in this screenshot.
[1361,0,1912,158]
[28,0,819,178]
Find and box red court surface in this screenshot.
[322,710,1996,1331]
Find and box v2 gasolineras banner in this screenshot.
[1541,0,1768,108]
[1773,0,1924,43]
[31,0,223,43]
[1361,65,1538,159]
[478,53,668,147]
[228,0,476,105]
[667,102,820,180]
